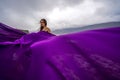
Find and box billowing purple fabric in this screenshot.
[0,23,120,80]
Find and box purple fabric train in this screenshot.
[0,22,120,80]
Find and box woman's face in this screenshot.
[40,20,45,27]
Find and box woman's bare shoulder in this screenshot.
[46,26,50,29]
[43,26,51,33]
[46,27,51,31]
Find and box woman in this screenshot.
[40,19,51,33]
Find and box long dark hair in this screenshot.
[40,19,47,31]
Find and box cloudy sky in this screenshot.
[0,0,120,32]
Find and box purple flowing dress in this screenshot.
[0,22,120,80]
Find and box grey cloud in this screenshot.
[94,0,120,17]
[0,0,83,14]
[0,0,84,26]
[0,0,120,31]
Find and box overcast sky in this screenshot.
[0,0,120,32]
